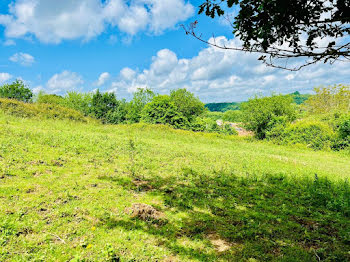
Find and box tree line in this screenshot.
[0,80,349,151]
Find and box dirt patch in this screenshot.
[163,256,178,262]
[125,203,164,221]
[207,233,232,253]
[230,123,254,137]
[28,160,46,165]
[132,179,153,191]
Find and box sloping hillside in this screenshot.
[0,113,349,261]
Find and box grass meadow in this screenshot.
[0,113,349,261]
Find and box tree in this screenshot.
[126,88,155,123]
[170,88,205,121]
[0,79,33,102]
[183,0,350,70]
[141,95,189,129]
[306,84,350,114]
[242,95,296,139]
[91,90,126,124]
[63,91,93,116]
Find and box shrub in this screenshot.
[90,90,127,124]
[141,95,189,129]
[126,88,154,123]
[265,115,290,141]
[333,115,350,149]
[0,80,33,102]
[279,120,335,150]
[37,92,65,105]
[338,116,350,140]
[62,91,92,116]
[170,88,205,122]
[306,84,350,114]
[222,110,244,122]
[202,111,224,121]
[242,95,297,139]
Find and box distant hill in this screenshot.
[205,92,311,112]
[205,102,241,112]
[288,91,312,105]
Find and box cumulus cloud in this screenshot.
[95,72,110,86]
[108,36,350,102]
[47,70,83,94]
[9,52,35,66]
[0,72,12,83]
[0,0,194,43]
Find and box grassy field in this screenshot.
[0,112,349,261]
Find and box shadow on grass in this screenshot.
[98,169,350,261]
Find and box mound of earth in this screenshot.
[125,203,164,221]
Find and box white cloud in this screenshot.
[47,70,83,94]
[9,52,35,66]
[107,36,350,102]
[3,39,16,46]
[95,72,110,86]
[32,85,43,94]
[0,0,194,43]
[0,73,12,83]
[120,67,136,81]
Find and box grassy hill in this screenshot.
[0,110,349,261]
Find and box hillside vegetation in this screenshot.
[0,110,349,261]
[0,81,349,261]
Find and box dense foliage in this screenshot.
[141,95,189,129]
[170,88,205,121]
[197,0,350,69]
[242,95,297,139]
[1,80,349,151]
[306,84,350,114]
[126,88,155,123]
[0,80,33,102]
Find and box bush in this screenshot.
[170,88,205,121]
[126,88,154,123]
[242,95,297,139]
[306,84,350,114]
[63,91,92,116]
[141,95,189,129]
[90,90,127,124]
[37,92,65,105]
[0,80,33,102]
[278,120,335,150]
[222,110,244,122]
[265,115,290,141]
[338,116,350,140]
[202,111,224,121]
[333,115,350,149]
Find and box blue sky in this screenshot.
[0,0,349,102]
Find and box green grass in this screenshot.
[0,112,349,261]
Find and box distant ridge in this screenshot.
[205,92,312,112]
